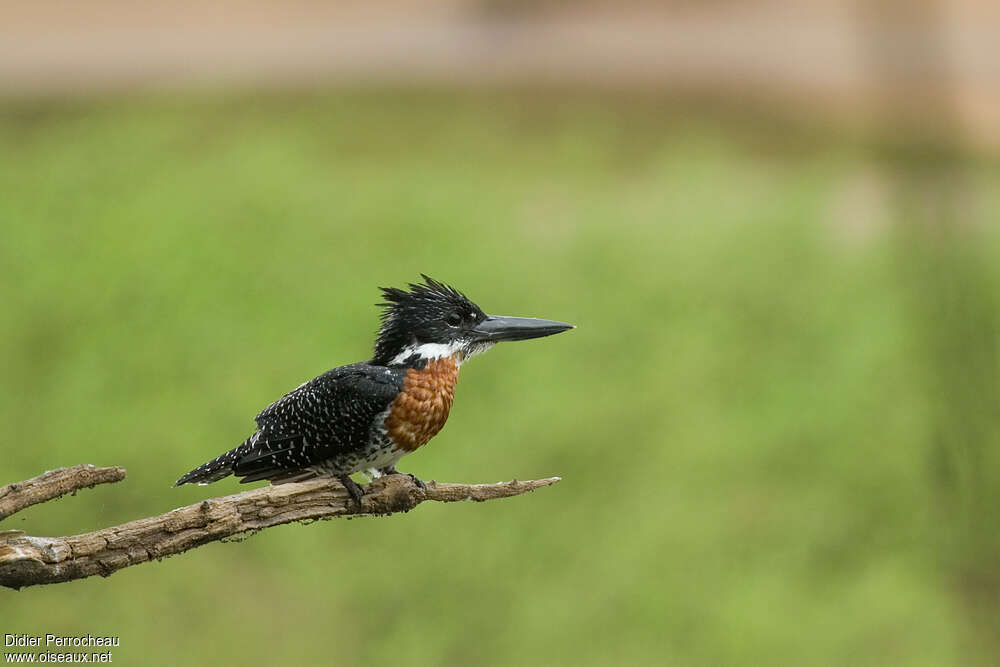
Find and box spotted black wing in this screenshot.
[174,362,404,486]
[230,362,406,483]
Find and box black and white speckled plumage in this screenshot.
[175,362,409,486]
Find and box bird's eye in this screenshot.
[446,313,462,327]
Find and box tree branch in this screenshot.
[0,465,127,521]
[0,465,560,591]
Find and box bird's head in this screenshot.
[373,275,573,366]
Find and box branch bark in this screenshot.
[0,465,126,521]
[0,465,560,591]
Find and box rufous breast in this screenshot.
[384,356,461,452]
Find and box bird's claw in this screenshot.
[406,473,427,491]
[338,475,365,508]
[377,466,426,491]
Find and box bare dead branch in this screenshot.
[0,465,127,522]
[0,465,560,590]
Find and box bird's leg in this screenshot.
[337,475,365,507]
[378,465,427,491]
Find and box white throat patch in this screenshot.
[389,341,465,366]
[388,340,495,366]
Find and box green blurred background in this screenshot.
[3,3,1000,666]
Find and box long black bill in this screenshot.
[471,315,574,342]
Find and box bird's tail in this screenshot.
[174,436,255,486]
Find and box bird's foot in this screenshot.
[378,466,427,491]
[403,472,427,491]
[338,475,365,508]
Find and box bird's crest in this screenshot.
[373,275,484,365]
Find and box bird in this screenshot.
[175,275,574,503]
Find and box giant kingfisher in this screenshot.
[175,275,574,502]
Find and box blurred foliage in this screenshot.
[1,90,998,666]
[886,154,1000,650]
